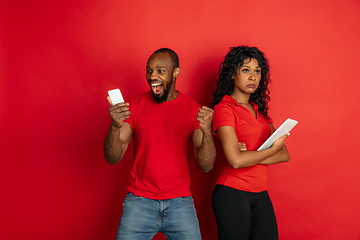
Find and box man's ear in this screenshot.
[173,67,181,77]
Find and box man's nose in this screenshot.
[150,72,158,80]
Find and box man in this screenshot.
[103,48,216,239]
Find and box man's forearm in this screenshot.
[196,132,216,172]
[103,125,124,165]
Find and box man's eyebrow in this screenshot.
[146,66,167,68]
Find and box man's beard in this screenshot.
[152,78,173,103]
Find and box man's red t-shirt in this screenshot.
[124,91,200,199]
[213,95,272,193]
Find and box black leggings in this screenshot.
[212,185,278,240]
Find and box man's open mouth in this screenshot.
[151,82,163,95]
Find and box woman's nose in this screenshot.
[249,72,256,80]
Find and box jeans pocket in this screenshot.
[179,196,193,202]
[124,192,142,201]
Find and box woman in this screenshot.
[211,46,290,240]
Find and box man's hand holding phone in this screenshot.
[107,89,131,128]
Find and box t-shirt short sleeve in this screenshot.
[123,94,142,130]
[213,104,235,136]
[190,102,200,133]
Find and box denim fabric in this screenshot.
[116,192,202,240]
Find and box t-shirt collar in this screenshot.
[221,95,258,110]
[221,95,240,107]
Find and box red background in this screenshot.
[1,0,360,239]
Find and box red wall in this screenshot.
[1,0,360,239]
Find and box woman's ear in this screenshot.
[173,67,181,77]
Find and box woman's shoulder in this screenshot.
[214,101,233,113]
[215,95,236,108]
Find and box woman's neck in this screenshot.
[230,92,250,105]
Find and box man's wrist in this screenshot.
[202,130,213,137]
[110,122,122,130]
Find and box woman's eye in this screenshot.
[255,70,261,74]
[242,69,249,73]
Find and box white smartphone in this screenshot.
[108,88,124,105]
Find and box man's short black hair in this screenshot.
[153,48,179,68]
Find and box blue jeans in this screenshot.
[116,192,202,240]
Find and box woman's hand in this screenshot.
[271,133,289,152]
[239,142,247,152]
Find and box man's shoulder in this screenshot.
[126,91,152,116]
[128,91,151,104]
[178,92,201,108]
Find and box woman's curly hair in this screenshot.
[211,46,271,119]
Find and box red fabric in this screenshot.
[213,95,272,193]
[124,91,200,199]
